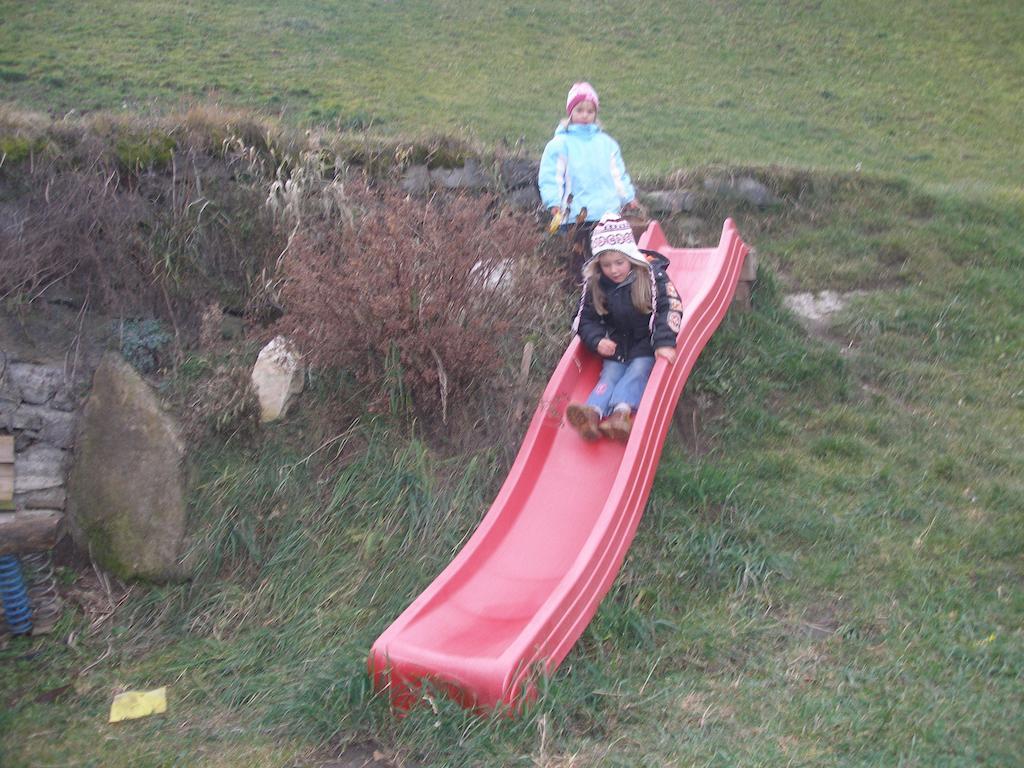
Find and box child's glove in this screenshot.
[547,207,564,234]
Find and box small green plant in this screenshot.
[114,131,176,172]
[0,134,46,163]
[117,317,173,373]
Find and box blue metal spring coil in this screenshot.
[0,554,33,635]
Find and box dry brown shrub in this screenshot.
[177,104,283,157]
[198,303,226,351]
[0,167,153,307]
[273,183,560,426]
[181,363,260,443]
[0,137,280,326]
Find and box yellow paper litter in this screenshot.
[109,686,168,723]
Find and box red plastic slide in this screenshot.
[369,220,749,711]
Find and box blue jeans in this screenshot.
[585,356,656,418]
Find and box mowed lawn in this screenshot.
[2,0,1023,189]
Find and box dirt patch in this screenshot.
[783,290,867,331]
[314,741,416,768]
[797,603,842,640]
[671,392,724,456]
[772,599,846,643]
[782,289,877,355]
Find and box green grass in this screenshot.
[2,1,1023,190]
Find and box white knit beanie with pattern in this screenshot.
[589,214,646,266]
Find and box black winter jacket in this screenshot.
[576,253,684,362]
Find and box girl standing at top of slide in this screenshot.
[538,82,642,273]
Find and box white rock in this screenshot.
[783,290,869,330]
[251,336,304,423]
[470,258,515,290]
[784,291,851,322]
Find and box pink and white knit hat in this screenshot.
[566,81,599,116]
[589,214,645,265]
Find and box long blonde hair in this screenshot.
[582,256,653,315]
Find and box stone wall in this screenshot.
[0,350,85,534]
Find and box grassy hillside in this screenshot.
[2,1,1023,190]
[2,155,1021,765]
[1,2,1022,767]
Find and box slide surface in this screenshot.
[369,220,749,711]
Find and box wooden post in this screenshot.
[731,248,759,313]
[512,341,535,423]
[739,247,759,283]
[0,510,65,556]
[0,435,13,511]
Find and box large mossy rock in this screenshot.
[67,352,188,581]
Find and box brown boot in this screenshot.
[599,408,633,442]
[566,403,601,442]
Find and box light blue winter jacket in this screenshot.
[538,122,636,223]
